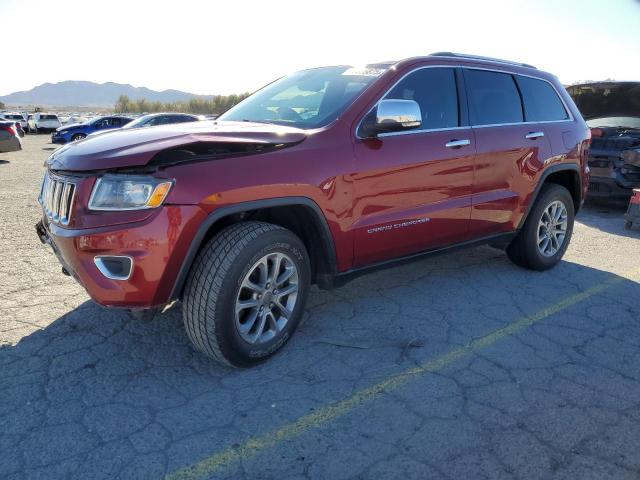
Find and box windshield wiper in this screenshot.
[240,119,274,124]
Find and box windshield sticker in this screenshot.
[342,67,386,77]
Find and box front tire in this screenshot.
[507,184,575,270]
[182,222,310,367]
[72,133,86,141]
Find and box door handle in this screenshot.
[525,131,545,139]
[445,139,471,148]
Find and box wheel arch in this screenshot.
[518,164,582,230]
[169,197,338,301]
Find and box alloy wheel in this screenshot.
[234,252,299,344]
[537,200,568,257]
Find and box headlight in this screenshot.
[88,175,173,211]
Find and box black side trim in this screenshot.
[169,197,338,301]
[332,232,517,288]
[518,163,581,230]
[454,67,470,127]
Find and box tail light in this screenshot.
[0,124,16,136]
[631,189,640,205]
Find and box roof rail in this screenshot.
[430,52,536,69]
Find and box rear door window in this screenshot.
[384,67,459,129]
[465,69,523,125]
[515,76,569,122]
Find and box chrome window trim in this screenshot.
[94,255,134,281]
[377,125,471,138]
[355,64,574,140]
[471,119,573,129]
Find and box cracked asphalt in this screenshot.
[2,135,640,480]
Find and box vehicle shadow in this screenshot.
[0,159,9,165]
[1,252,639,478]
[578,200,640,239]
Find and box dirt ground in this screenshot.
[1,134,640,479]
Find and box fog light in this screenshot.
[94,256,133,280]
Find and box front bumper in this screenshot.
[588,175,634,199]
[36,205,207,308]
[51,133,68,144]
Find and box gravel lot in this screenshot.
[2,135,640,480]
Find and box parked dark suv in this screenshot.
[37,53,590,367]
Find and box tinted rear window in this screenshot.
[384,67,459,129]
[40,114,58,120]
[465,70,523,125]
[516,76,568,122]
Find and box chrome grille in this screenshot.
[39,173,76,225]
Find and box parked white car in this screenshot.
[28,113,61,133]
[62,115,87,125]
[1,112,28,131]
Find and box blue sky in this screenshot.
[1,0,638,95]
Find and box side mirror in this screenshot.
[359,99,422,138]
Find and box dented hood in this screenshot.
[46,121,307,171]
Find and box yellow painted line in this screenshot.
[166,269,639,480]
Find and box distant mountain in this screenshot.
[0,81,214,107]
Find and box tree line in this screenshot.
[114,93,250,115]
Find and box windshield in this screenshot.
[586,116,640,129]
[219,66,387,129]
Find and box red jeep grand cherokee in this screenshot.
[37,53,590,367]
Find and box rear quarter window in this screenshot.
[516,76,569,122]
[465,69,523,125]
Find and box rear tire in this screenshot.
[182,222,310,367]
[507,184,575,271]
